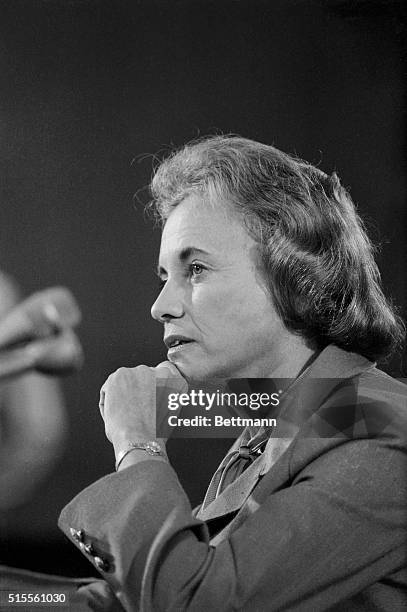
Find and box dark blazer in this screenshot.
[59,346,407,611]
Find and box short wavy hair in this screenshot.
[149,135,404,362]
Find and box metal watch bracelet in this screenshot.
[115,440,163,471]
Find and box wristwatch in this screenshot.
[115,440,164,471]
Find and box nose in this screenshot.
[151,279,184,322]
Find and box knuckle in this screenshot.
[107,367,129,384]
[114,367,128,377]
[136,365,150,374]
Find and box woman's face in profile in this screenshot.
[151,194,284,380]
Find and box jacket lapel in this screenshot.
[197,345,374,522]
[197,436,294,521]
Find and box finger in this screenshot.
[98,371,114,417]
[155,360,186,380]
[154,362,188,438]
[156,361,188,394]
[155,360,181,374]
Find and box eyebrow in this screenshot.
[156,246,211,276]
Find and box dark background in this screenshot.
[0,0,405,575]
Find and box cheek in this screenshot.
[192,282,268,335]
[192,291,228,331]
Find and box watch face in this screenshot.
[146,441,161,454]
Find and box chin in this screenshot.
[168,358,215,382]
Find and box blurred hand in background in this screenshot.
[0,272,68,510]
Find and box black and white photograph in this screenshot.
[0,1,406,610]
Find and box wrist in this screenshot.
[112,432,162,452]
[117,446,167,471]
[113,435,166,455]
[114,439,167,470]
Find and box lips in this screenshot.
[164,334,195,349]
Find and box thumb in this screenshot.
[154,361,188,439]
[155,361,188,391]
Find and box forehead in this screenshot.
[159,194,254,263]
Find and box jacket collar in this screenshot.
[197,345,374,522]
[303,344,374,379]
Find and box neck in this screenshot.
[265,334,317,382]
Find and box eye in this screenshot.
[190,263,204,276]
